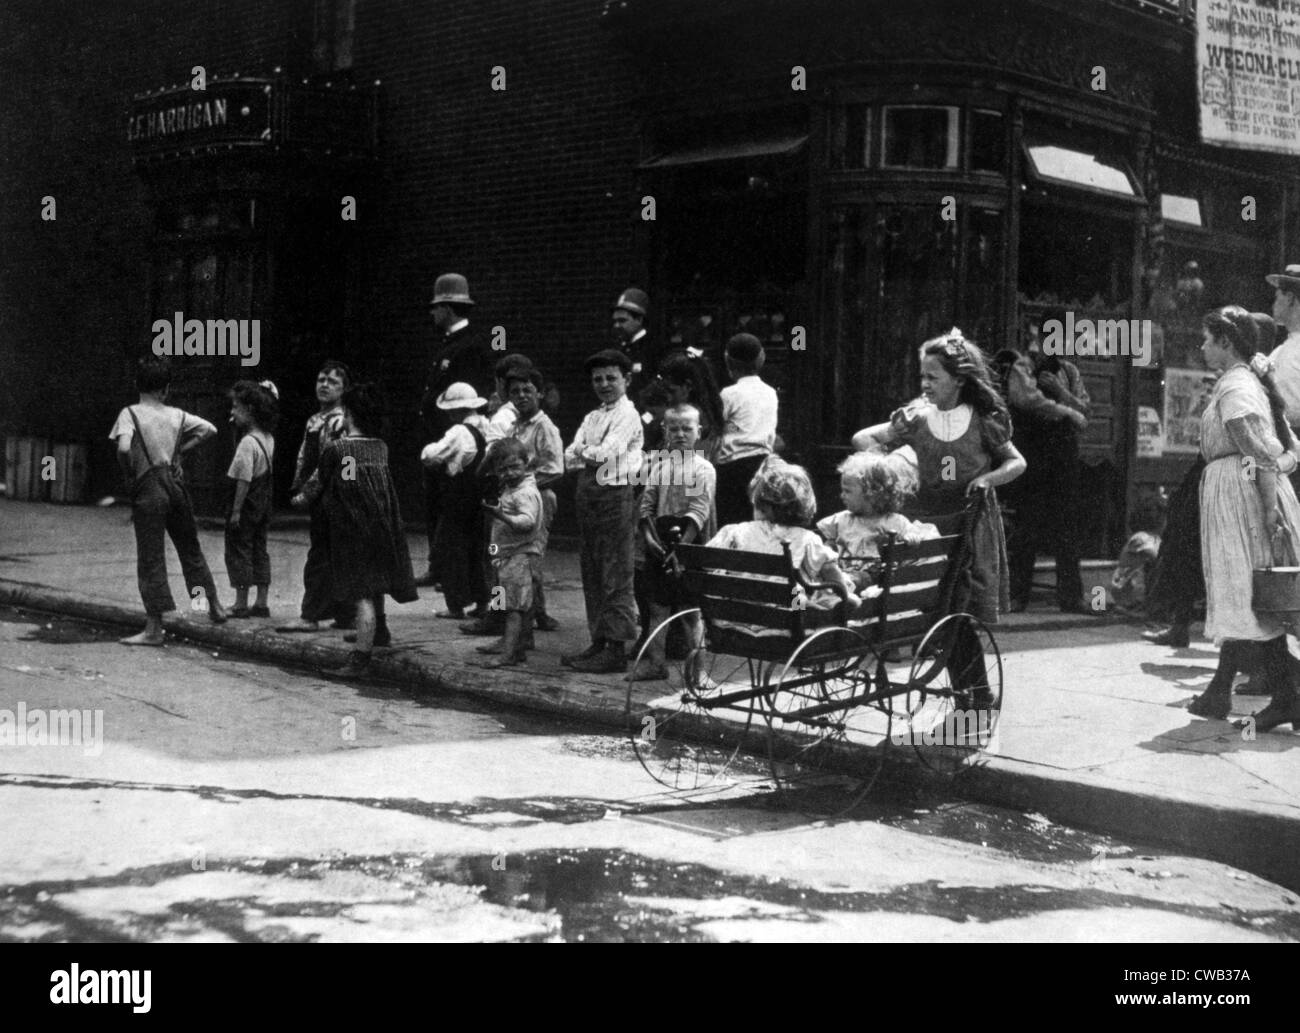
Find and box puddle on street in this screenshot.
[6,847,1296,943]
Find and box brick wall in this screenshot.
[0,0,640,516]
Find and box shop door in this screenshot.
[148,196,264,515]
[1018,200,1135,557]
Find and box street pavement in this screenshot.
[1,498,1298,893]
[2,606,1294,942]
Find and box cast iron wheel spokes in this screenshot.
[765,627,889,817]
[625,609,764,791]
[902,613,1003,778]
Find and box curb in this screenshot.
[3,577,1298,893]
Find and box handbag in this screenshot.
[1252,524,1300,615]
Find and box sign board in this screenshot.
[1136,405,1165,457]
[1198,0,1300,155]
[1161,368,1216,454]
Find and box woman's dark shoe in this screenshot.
[1187,687,1232,720]
[208,602,228,624]
[1236,699,1300,733]
[229,605,252,619]
[249,605,270,618]
[1143,625,1190,648]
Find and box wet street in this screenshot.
[1,605,1297,943]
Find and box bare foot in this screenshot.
[275,619,320,633]
[120,630,164,647]
[476,640,505,654]
[485,653,526,668]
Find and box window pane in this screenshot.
[1160,194,1203,227]
[1026,144,1136,196]
[970,110,1004,174]
[962,207,1004,347]
[882,107,957,169]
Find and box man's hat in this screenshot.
[612,287,649,317]
[1265,264,1300,292]
[436,382,488,410]
[431,273,475,306]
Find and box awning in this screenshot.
[639,133,808,169]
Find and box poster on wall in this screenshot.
[1198,0,1300,155]
[1162,368,1216,454]
[1136,405,1164,457]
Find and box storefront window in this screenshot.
[970,110,1005,174]
[1025,144,1138,198]
[881,106,959,169]
[1160,193,1203,228]
[831,103,870,170]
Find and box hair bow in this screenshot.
[259,379,280,399]
[1250,354,1275,379]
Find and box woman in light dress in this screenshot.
[1189,306,1300,732]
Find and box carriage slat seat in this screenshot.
[673,518,973,661]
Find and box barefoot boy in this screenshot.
[478,438,543,666]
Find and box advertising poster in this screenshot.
[1199,0,1300,155]
[1162,368,1217,454]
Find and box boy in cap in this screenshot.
[714,332,779,526]
[562,349,644,673]
[420,382,491,620]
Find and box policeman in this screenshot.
[612,287,653,389]
[417,273,492,588]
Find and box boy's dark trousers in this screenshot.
[575,470,638,644]
[132,474,219,615]
[714,453,767,527]
[224,466,272,588]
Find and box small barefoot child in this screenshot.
[224,380,278,618]
[629,403,717,681]
[477,438,543,666]
[816,451,939,591]
[293,383,417,678]
[110,357,228,645]
[706,457,859,632]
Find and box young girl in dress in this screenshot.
[817,450,939,592]
[224,380,278,618]
[852,329,1025,623]
[292,382,417,678]
[706,457,859,624]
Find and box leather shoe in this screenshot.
[1143,625,1190,648]
[1188,688,1231,720]
[569,645,628,674]
[1236,699,1300,733]
[561,641,605,668]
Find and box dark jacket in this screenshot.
[420,322,492,440]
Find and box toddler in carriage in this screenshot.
[706,457,859,628]
[816,451,940,592]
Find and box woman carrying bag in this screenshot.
[1189,306,1300,732]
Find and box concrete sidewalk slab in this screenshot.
[2,498,1298,891]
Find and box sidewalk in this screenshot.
[2,498,1298,891]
